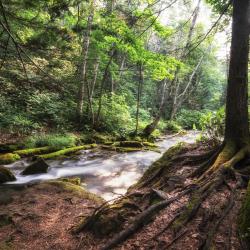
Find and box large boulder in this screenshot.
[22,159,49,175]
[0,166,16,183]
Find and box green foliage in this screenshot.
[164,120,182,133]
[27,92,73,129]
[94,94,134,136]
[24,133,78,150]
[199,107,225,140]
[176,109,205,130]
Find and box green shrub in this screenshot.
[176,109,204,130]
[93,94,134,136]
[27,91,74,129]
[0,113,40,134]
[25,133,78,150]
[164,120,182,133]
[199,107,225,140]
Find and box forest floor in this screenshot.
[0,142,245,250]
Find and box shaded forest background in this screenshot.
[0,0,229,140]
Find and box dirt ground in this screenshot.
[0,143,246,250]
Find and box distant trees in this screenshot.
[0,0,227,136]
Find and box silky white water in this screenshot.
[4,131,200,200]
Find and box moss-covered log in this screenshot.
[0,153,20,165]
[38,144,97,159]
[14,146,54,157]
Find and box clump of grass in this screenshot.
[24,133,78,150]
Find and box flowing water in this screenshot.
[4,131,200,200]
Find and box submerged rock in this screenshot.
[0,166,16,183]
[22,159,49,175]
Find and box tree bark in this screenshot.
[135,62,144,135]
[77,0,95,125]
[224,0,250,146]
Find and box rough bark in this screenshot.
[77,0,95,124]
[224,0,250,146]
[135,63,144,135]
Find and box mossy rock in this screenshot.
[133,142,187,189]
[0,166,16,184]
[46,180,103,203]
[22,159,49,175]
[14,146,54,157]
[38,144,97,159]
[239,181,250,247]
[0,153,20,165]
[59,177,81,186]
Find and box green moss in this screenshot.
[14,146,53,157]
[46,180,103,203]
[133,142,186,188]
[142,141,157,148]
[173,193,200,229]
[116,147,142,152]
[24,133,78,150]
[239,181,250,246]
[0,166,16,183]
[0,153,20,164]
[59,177,81,186]
[119,141,143,148]
[39,144,97,159]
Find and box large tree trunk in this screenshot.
[224,0,250,146]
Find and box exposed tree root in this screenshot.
[79,141,250,249]
[190,145,224,178]
[151,212,182,241]
[198,190,236,250]
[162,228,188,249]
[100,188,194,250]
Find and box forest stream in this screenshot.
[3,131,200,200]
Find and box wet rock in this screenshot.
[0,166,16,183]
[22,159,49,175]
[119,141,143,148]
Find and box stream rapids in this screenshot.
[4,131,200,200]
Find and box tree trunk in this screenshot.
[135,63,144,135]
[77,0,95,125]
[224,0,250,146]
[143,79,168,137]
